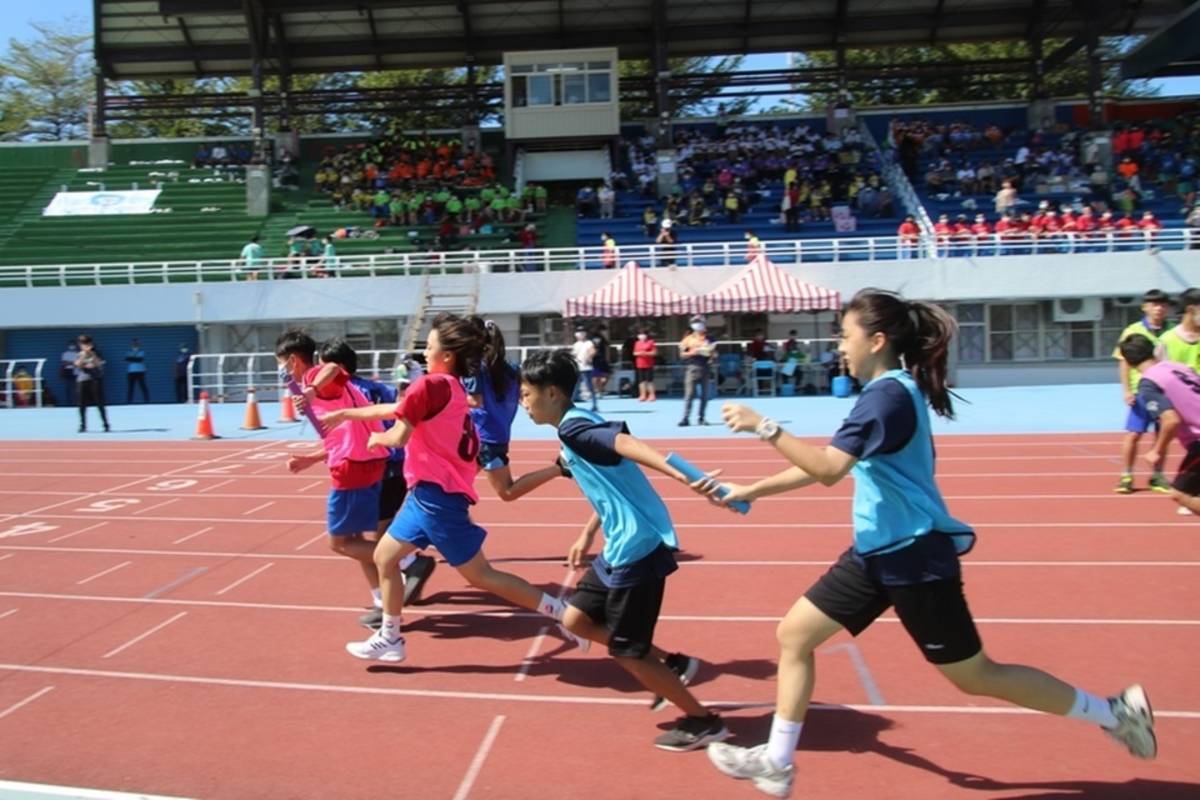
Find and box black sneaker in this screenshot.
[698,419,711,426]
[678,419,690,427]
[402,554,437,605]
[359,607,383,630]
[653,713,729,752]
[651,653,701,712]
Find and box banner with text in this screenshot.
[43,189,162,217]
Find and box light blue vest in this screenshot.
[849,370,974,556]
[559,406,679,567]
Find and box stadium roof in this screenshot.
[96,0,1189,80]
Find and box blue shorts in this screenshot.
[477,441,510,472]
[327,483,382,536]
[386,482,486,567]
[1124,397,1161,434]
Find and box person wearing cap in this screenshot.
[656,218,677,267]
[1113,289,1173,494]
[679,316,714,426]
[1161,288,1200,372]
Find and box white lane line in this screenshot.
[2,663,1199,719]
[293,532,327,551]
[515,567,576,682]
[0,553,12,562]
[197,478,236,494]
[172,526,214,545]
[46,522,109,544]
[213,563,275,596]
[241,501,274,517]
[101,612,188,659]
[827,643,885,706]
[297,480,324,493]
[0,686,54,720]
[0,780,192,800]
[251,463,281,475]
[133,498,180,516]
[3,590,1198,628]
[0,609,17,620]
[451,715,506,800]
[76,560,133,586]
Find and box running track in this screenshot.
[0,435,1197,799]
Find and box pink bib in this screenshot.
[403,375,480,501]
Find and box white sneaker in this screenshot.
[555,622,590,653]
[345,632,406,662]
[706,742,795,798]
[1177,505,1194,516]
[1105,684,1157,759]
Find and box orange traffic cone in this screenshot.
[193,391,218,440]
[241,388,267,430]
[278,391,299,423]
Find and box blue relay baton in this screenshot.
[666,452,751,515]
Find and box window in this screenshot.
[528,75,554,106]
[510,59,612,107]
[587,73,611,103]
[562,74,587,105]
[988,303,1039,362]
[956,303,985,363]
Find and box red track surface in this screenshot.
[0,435,1197,799]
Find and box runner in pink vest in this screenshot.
[322,312,589,662]
[1119,334,1200,515]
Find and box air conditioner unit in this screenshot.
[1053,297,1103,322]
[1112,296,1142,308]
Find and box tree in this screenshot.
[0,22,92,140]
[792,40,1158,109]
[619,56,749,119]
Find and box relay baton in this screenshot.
[287,379,326,436]
[666,452,751,515]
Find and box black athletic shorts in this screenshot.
[636,367,655,384]
[804,543,982,665]
[1174,441,1200,496]
[569,568,666,659]
[377,468,408,523]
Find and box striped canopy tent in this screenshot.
[698,257,841,313]
[563,261,700,318]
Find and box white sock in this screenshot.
[1066,688,1118,728]
[370,588,382,608]
[398,552,418,571]
[381,613,402,642]
[765,713,803,770]
[537,592,564,620]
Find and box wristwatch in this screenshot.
[755,417,782,442]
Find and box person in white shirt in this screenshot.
[571,328,598,411]
[598,185,615,219]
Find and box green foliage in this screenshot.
[619,56,749,119]
[0,22,92,140]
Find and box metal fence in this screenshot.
[0,358,46,409]
[2,230,1193,289]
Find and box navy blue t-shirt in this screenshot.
[350,375,403,465]
[1137,377,1173,420]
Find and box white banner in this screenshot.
[43,189,162,217]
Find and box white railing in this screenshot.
[185,340,840,403]
[1,230,1195,289]
[0,358,46,409]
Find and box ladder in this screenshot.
[401,270,481,354]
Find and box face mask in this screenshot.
[691,323,705,332]
[637,334,648,341]
[574,332,586,341]
[278,362,291,382]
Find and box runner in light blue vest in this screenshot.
[692,289,1157,798]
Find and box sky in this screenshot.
[5,3,1199,101]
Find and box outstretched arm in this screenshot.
[614,433,688,483]
[321,403,400,427]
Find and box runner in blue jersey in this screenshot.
[692,290,1157,798]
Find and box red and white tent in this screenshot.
[698,256,841,313]
[563,261,700,318]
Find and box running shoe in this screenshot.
[1148,474,1172,494]
[402,554,437,605]
[345,632,406,662]
[359,607,384,630]
[1178,505,1194,516]
[1104,684,1157,759]
[653,713,729,752]
[1114,474,1134,494]
[650,653,701,712]
[707,742,796,798]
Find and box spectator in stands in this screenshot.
[724,192,740,224]
[571,327,598,411]
[994,179,1018,216]
[317,236,338,277]
[601,231,617,269]
[745,229,762,262]
[576,184,598,218]
[239,234,264,281]
[1118,156,1139,182]
[783,182,801,232]
[655,219,677,267]
[175,345,192,403]
[598,184,615,219]
[642,205,659,238]
[193,144,211,167]
[518,223,539,270]
[746,329,771,361]
[210,142,230,165]
[897,215,921,258]
[633,327,658,402]
[59,340,77,405]
[679,315,714,427]
[125,338,149,404]
[74,335,109,433]
[591,324,612,398]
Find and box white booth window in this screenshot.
[510,60,612,107]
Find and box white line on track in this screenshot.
[451,715,506,800]
[0,608,17,620]
[0,553,12,562]
[132,498,180,516]
[46,522,108,544]
[171,526,214,545]
[1,663,1198,718]
[196,479,236,494]
[101,612,188,659]
[0,780,192,800]
[240,501,274,516]
[515,567,576,682]
[0,686,54,720]
[293,532,327,551]
[2,590,1197,627]
[213,563,275,596]
[297,480,324,493]
[76,561,133,586]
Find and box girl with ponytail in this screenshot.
[692,288,1155,796]
[465,316,568,501]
